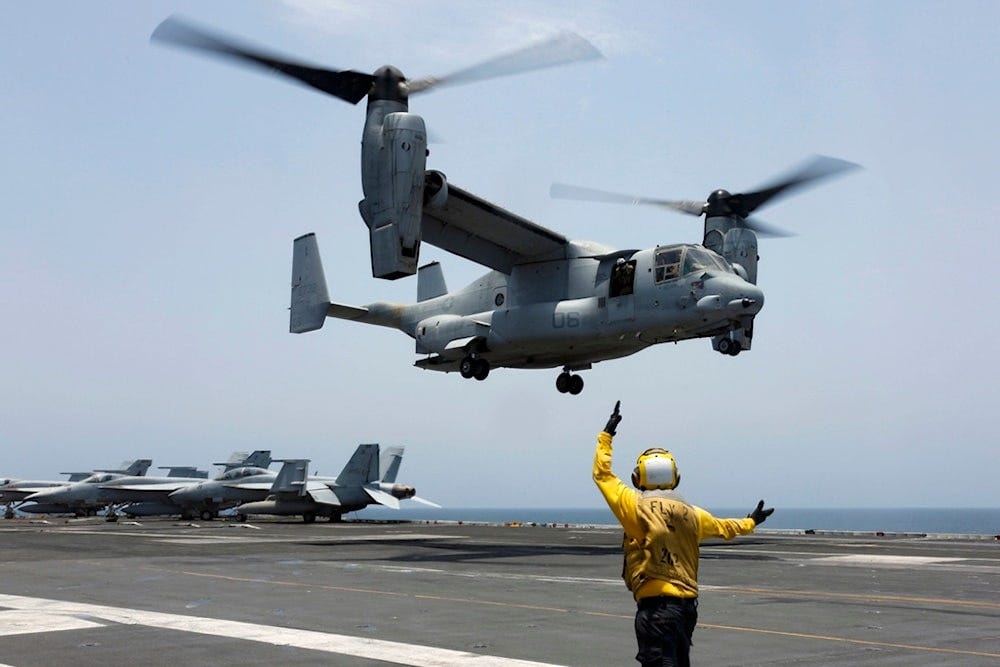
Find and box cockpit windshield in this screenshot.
[83,473,115,484]
[219,466,265,480]
[654,245,731,284]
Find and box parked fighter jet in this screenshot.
[237,444,438,523]
[24,452,270,520]
[3,460,152,518]
[118,450,273,519]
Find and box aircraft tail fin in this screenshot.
[160,466,207,479]
[271,459,310,495]
[241,450,272,469]
[379,446,405,483]
[335,444,380,486]
[417,262,447,302]
[290,233,331,333]
[122,459,153,477]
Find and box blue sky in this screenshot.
[2,1,997,508]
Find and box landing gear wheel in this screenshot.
[727,344,741,357]
[473,359,490,381]
[302,512,316,524]
[556,372,572,393]
[718,338,733,355]
[236,513,248,522]
[459,356,475,379]
[568,374,584,395]
[200,510,214,522]
[5,508,14,520]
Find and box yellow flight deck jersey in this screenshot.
[593,431,756,600]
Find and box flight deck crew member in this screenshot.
[593,401,774,667]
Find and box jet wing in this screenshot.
[304,481,341,506]
[422,179,568,273]
[222,482,275,491]
[104,483,192,492]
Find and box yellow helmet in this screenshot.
[631,448,680,490]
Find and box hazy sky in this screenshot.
[2,1,997,509]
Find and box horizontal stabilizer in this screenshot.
[305,482,340,506]
[363,485,400,510]
[327,303,370,320]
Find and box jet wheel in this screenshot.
[556,372,572,393]
[200,510,214,521]
[568,374,584,395]
[303,512,316,524]
[459,356,476,379]
[718,338,732,355]
[473,359,490,381]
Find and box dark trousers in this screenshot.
[634,596,698,667]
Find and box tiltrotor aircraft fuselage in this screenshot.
[154,17,856,394]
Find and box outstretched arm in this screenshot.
[593,401,641,538]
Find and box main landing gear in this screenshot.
[556,371,584,395]
[459,355,490,381]
[717,337,741,356]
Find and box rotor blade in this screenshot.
[408,32,602,94]
[151,16,374,104]
[737,155,860,216]
[743,216,795,238]
[550,183,706,217]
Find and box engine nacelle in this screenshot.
[415,314,487,355]
[359,112,428,280]
[423,170,448,209]
[371,482,416,500]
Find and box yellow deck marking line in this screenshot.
[147,567,1000,660]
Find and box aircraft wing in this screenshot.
[422,179,568,273]
[223,482,275,491]
[304,481,341,506]
[104,483,192,492]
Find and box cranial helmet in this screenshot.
[631,448,680,490]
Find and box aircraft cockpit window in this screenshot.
[681,247,732,275]
[654,248,682,283]
[85,473,113,484]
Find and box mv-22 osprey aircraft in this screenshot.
[154,18,857,394]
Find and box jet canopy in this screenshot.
[653,244,733,284]
[217,466,269,481]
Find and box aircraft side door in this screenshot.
[606,259,636,322]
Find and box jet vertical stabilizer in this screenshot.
[271,460,310,495]
[379,446,404,483]
[290,233,332,333]
[335,444,380,486]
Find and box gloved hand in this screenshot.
[604,400,622,435]
[748,500,774,526]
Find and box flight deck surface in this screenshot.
[0,518,997,666]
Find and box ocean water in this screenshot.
[355,506,1000,535]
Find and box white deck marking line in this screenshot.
[811,555,966,566]
[0,594,567,667]
[0,609,105,637]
